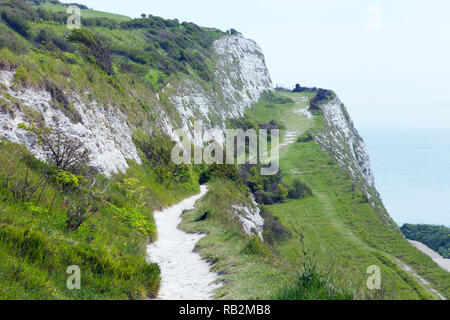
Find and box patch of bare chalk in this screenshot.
[147,185,221,300]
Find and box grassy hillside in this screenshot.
[181,91,449,300]
[401,224,449,259]
[0,0,224,131]
[33,0,132,22]
[0,137,198,299]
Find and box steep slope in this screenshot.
[0,0,447,300]
[181,91,449,299]
[161,34,272,145]
[0,32,271,173]
[314,97,397,230]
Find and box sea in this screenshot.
[358,129,450,227]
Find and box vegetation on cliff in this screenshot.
[401,224,449,259]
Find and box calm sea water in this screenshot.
[361,130,450,227]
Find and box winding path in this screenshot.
[146,185,221,300]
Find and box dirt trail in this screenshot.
[147,185,221,300]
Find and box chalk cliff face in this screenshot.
[0,34,272,174]
[315,97,375,188]
[0,31,378,208]
[0,70,141,175]
[313,97,396,227]
[162,35,273,144]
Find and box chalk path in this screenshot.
[147,185,221,300]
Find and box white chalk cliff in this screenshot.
[0,34,272,173]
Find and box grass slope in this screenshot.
[34,1,132,22]
[0,140,198,299]
[181,91,449,300]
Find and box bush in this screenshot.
[1,10,30,37]
[18,123,91,175]
[401,224,449,259]
[133,132,193,184]
[0,25,27,53]
[241,236,266,256]
[261,208,291,244]
[36,29,72,52]
[200,163,239,184]
[254,190,275,205]
[68,29,113,75]
[63,197,99,232]
[297,131,313,143]
[276,184,288,202]
[288,179,312,200]
[309,89,335,112]
[110,205,154,235]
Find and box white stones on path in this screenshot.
[147,185,221,300]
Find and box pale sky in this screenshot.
[62,0,450,131]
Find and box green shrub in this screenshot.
[401,224,449,259]
[1,10,29,37]
[261,208,291,244]
[288,179,312,200]
[0,24,27,53]
[254,190,275,205]
[241,236,266,256]
[110,204,154,236]
[68,28,113,75]
[56,171,81,188]
[297,131,313,143]
[276,184,288,201]
[35,28,72,52]
[133,132,193,184]
[199,163,239,184]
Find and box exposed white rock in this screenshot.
[147,185,221,300]
[163,34,272,145]
[214,35,273,117]
[0,70,141,175]
[231,194,264,240]
[295,108,313,119]
[315,97,375,188]
[408,240,450,273]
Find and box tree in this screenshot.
[18,123,91,175]
[141,13,147,19]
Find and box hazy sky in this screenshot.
[63,0,450,131]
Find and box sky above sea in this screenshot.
[350,103,450,227]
